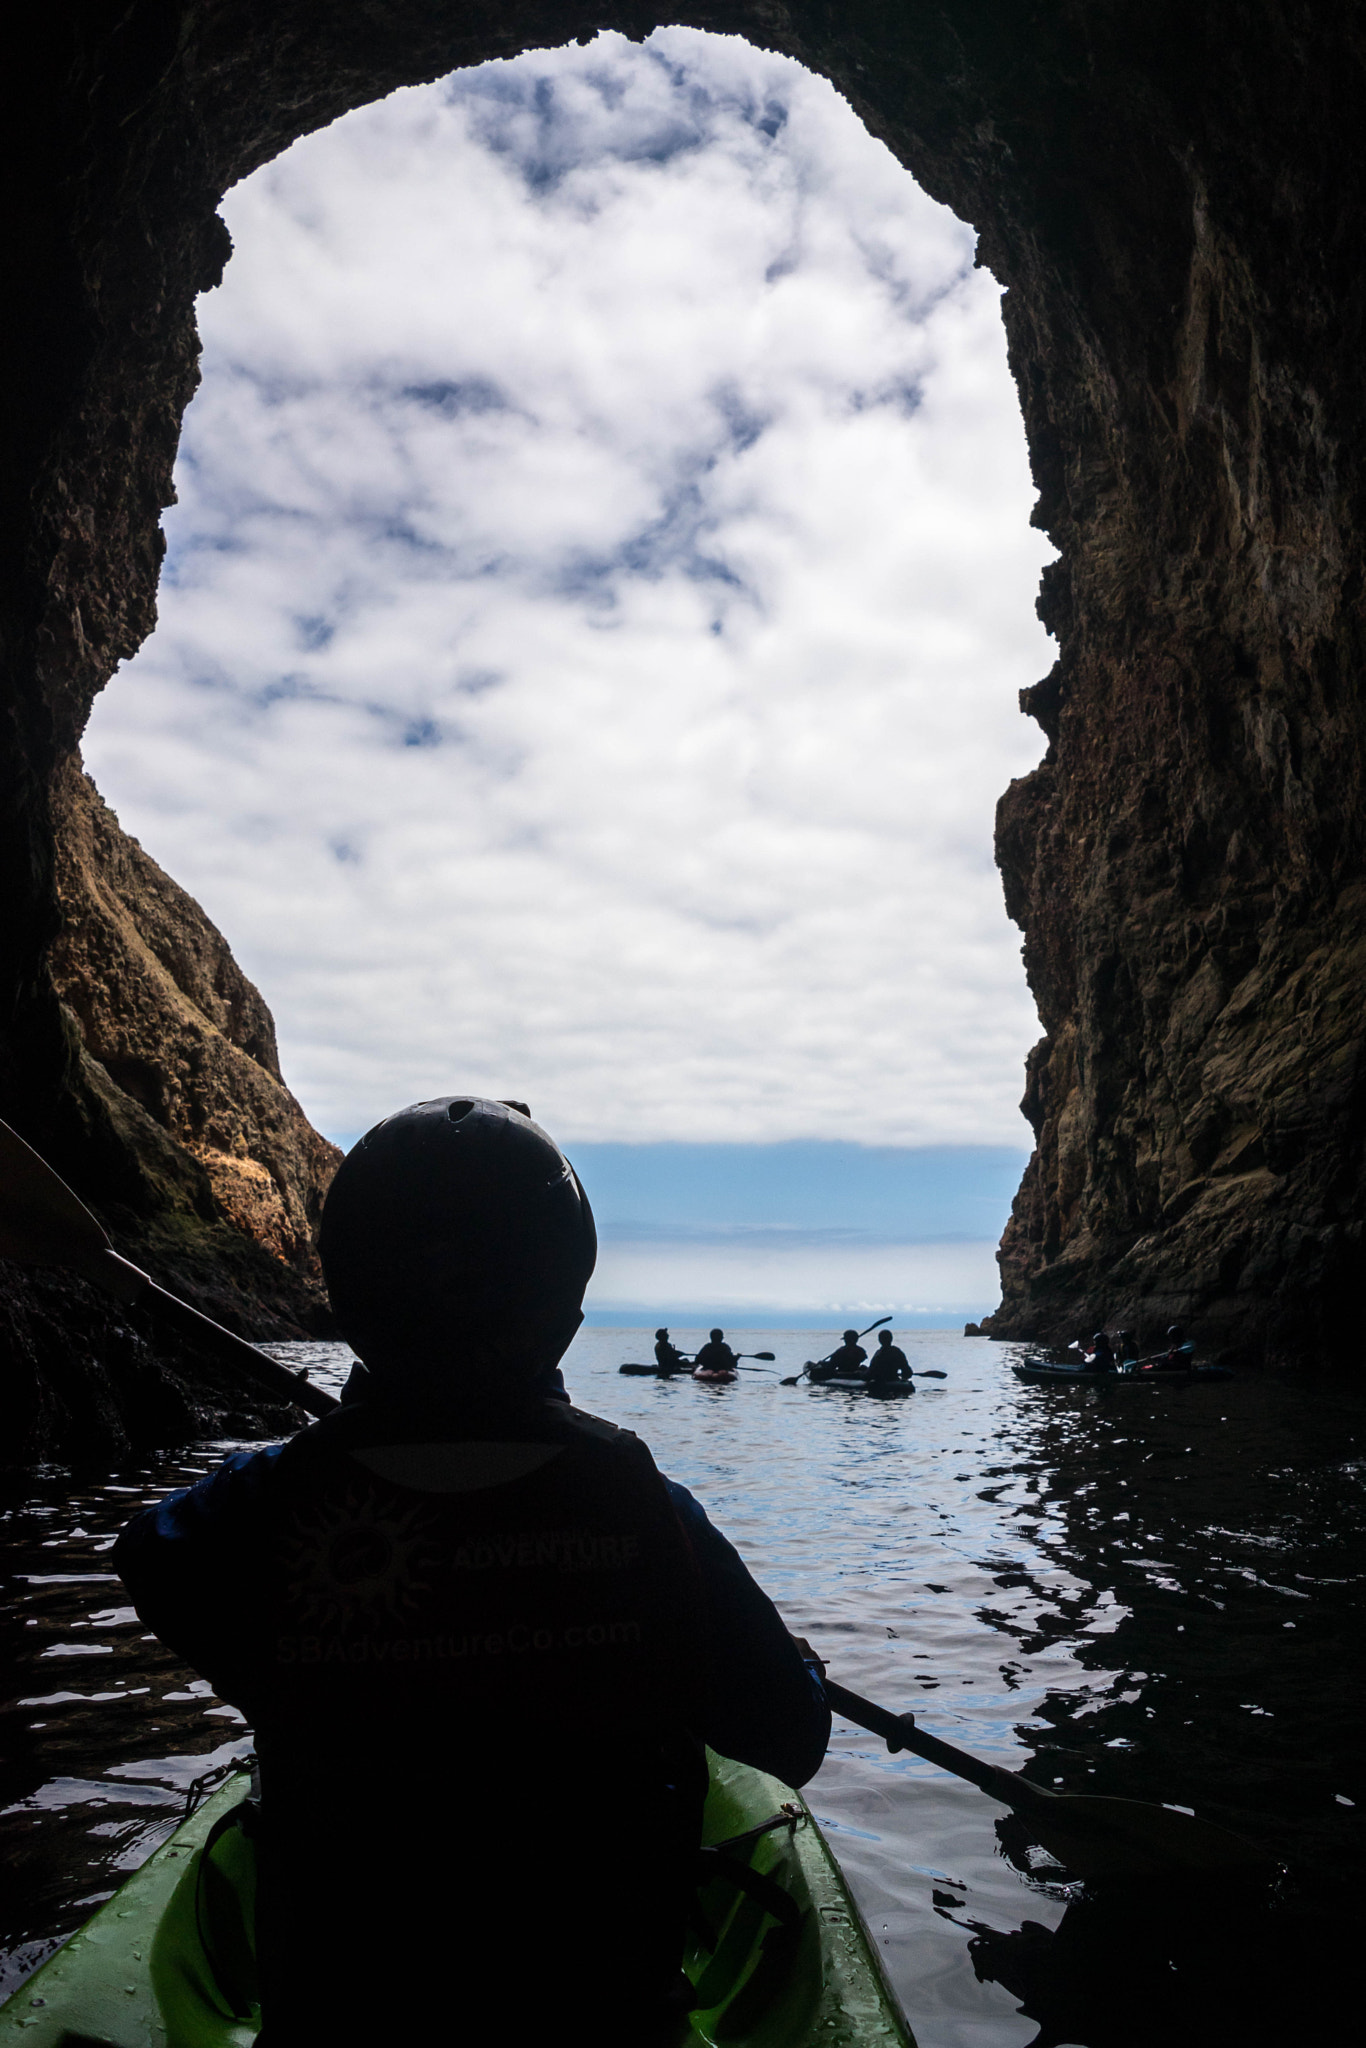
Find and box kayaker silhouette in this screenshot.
[692,1328,738,1378]
[809,1329,867,1384]
[113,1098,828,2047]
[654,1326,689,1374]
[866,1329,913,1389]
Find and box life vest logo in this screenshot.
[281,1485,437,1630]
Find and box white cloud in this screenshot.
[84,28,1052,1148]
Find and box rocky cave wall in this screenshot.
[1,2,1363,1455]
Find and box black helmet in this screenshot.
[877,1329,892,1344]
[709,1327,724,1342]
[1167,1324,1184,1340]
[319,1097,596,1391]
[1093,1331,1106,1344]
[843,1329,858,1344]
[656,1328,669,1341]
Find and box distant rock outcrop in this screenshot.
[1,1,1363,1452]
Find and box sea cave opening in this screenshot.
[76,28,1052,1323]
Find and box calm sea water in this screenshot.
[2,1329,1363,2043]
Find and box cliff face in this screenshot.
[975,13,1366,1363]
[1,1,1363,1432]
[49,762,340,1284]
[1,762,338,1457]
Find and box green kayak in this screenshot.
[1,1751,912,2047]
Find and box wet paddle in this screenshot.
[823,1678,1274,1881]
[0,1118,337,1419]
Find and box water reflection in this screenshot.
[1,1333,1362,2041]
[965,1878,1331,2048]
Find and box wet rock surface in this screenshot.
[1,3,1363,1437]
[0,1263,308,1468]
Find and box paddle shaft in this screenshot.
[0,1118,336,1420]
[817,1316,891,1364]
[139,1274,337,1420]
[824,1679,1023,1803]
[821,1675,1274,1877]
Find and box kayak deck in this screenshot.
[2,1751,912,2048]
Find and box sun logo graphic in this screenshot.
[281,1485,437,1631]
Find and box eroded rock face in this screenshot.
[1,763,338,1455]
[1,1,1363,1430]
[49,762,340,1281]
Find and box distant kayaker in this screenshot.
[867,1329,913,1388]
[805,1329,867,1383]
[1149,1322,1190,1371]
[693,1327,738,1376]
[830,1328,869,1376]
[1079,1329,1116,1373]
[654,1326,689,1374]
[113,1099,829,2048]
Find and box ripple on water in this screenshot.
[2,1330,1363,2041]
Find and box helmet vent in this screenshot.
[446,1099,475,1123]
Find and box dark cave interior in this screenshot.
[2,2,1363,1455]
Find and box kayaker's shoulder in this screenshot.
[556,1402,646,1449]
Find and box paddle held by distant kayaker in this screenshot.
[693,1327,738,1377]
[867,1329,913,1388]
[113,1097,829,2048]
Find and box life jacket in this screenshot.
[237,1399,708,2044]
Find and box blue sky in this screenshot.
[568,1138,1027,1326]
[563,1139,1028,1241]
[82,30,1051,1319]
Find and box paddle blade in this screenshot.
[825,1679,1274,1883]
[1001,1783,1276,1882]
[780,1375,802,1386]
[0,1119,111,1266]
[915,1369,948,1379]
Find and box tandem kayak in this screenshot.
[617,1364,739,1383]
[1012,1358,1234,1386]
[1,1751,912,2048]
